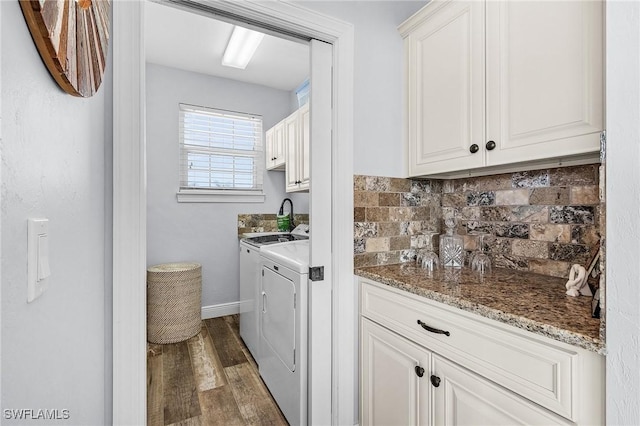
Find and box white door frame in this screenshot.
[0,0,3,405]
[111,2,355,425]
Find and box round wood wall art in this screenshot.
[19,0,111,98]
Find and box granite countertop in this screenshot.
[355,264,604,354]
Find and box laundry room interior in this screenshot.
[145,2,318,424]
[145,1,310,319]
[144,2,315,424]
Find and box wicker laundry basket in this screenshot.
[147,262,202,344]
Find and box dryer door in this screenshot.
[261,266,296,372]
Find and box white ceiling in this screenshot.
[144,1,310,92]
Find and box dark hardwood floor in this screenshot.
[147,315,288,426]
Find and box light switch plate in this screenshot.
[28,218,49,303]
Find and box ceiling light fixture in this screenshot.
[222,26,265,69]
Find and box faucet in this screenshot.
[278,198,295,232]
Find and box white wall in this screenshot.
[295,0,428,177]
[146,63,309,309]
[606,1,640,424]
[1,1,108,424]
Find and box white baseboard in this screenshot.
[201,301,241,319]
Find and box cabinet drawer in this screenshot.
[360,279,578,420]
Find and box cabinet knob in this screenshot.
[430,375,441,388]
[486,140,496,151]
[415,366,425,378]
[469,144,479,154]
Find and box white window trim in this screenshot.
[178,103,264,202]
[176,189,265,203]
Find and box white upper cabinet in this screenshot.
[402,1,486,176]
[266,121,285,171]
[284,110,300,190]
[299,103,310,188]
[265,104,310,191]
[286,103,310,193]
[485,0,604,167]
[400,0,604,178]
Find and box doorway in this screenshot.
[111,1,355,425]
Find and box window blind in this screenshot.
[179,103,264,192]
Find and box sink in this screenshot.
[242,233,308,248]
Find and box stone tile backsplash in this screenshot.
[237,214,309,236]
[354,176,442,268]
[354,164,601,278]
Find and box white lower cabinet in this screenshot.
[361,319,431,426]
[433,355,570,426]
[359,278,604,426]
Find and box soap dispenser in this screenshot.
[440,212,464,268]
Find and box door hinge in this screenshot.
[600,130,606,162]
[309,266,324,281]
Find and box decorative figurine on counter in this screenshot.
[566,246,600,297]
[565,264,592,297]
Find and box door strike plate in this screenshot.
[309,266,324,281]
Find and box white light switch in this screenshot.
[28,218,50,303]
[37,234,51,280]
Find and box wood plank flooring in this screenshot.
[148,315,288,426]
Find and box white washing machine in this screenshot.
[259,240,309,425]
[239,225,309,360]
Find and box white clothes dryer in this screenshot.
[259,240,309,426]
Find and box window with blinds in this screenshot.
[179,104,264,196]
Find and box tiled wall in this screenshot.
[443,165,600,277]
[354,176,441,268]
[238,214,309,236]
[355,164,602,278]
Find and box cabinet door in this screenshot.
[406,0,485,176]
[265,127,276,170]
[361,319,431,426]
[273,121,285,169]
[284,111,300,192]
[432,355,571,426]
[298,103,310,190]
[485,0,603,166]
